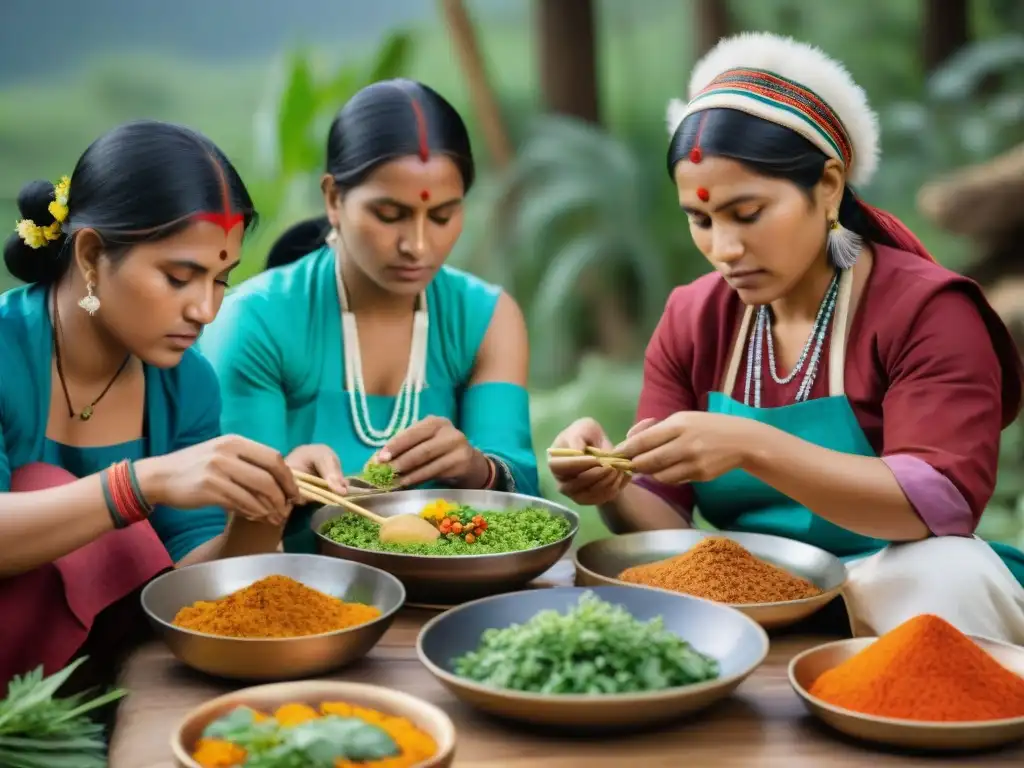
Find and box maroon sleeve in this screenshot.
[634,287,698,520]
[880,287,1004,531]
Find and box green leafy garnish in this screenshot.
[451,591,720,694]
[203,707,281,752]
[201,707,399,767]
[361,459,398,491]
[290,716,399,762]
[0,656,127,768]
[321,506,571,555]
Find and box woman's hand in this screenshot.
[285,444,347,495]
[135,435,301,525]
[614,412,753,484]
[547,418,641,506]
[378,416,490,489]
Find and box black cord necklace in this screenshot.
[51,288,132,422]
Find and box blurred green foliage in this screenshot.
[2,1,1023,547]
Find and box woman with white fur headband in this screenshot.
[548,32,1024,642]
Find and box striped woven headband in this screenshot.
[686,67,854,170]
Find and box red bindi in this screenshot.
[697,187,710,202]
[420,189,430,202]
[219,249,228,261]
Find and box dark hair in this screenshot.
[667,108,897,248]
[265,78,474,270]
[3,119,257,285]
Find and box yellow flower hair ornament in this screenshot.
[15,175,70,250]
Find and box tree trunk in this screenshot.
[439,0,514,170]
[694,0,732,60]
[536,0,601,123]
[922,0,970,73]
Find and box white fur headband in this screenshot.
[666,32,880,187]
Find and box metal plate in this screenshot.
[310,489,579,606]
[141,553,405,681]
[790,636,1024,750]
[574,529,847,629]
[417,585,769,731]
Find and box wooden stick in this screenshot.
[545,447,634,473]
[292,469,330,490]
[296,479,387,525]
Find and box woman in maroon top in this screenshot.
[548,32,1024,642]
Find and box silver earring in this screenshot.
[826,216,862,270]
[78,277,100,316]
[326,228,339,247]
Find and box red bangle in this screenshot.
[482,456,497,490]
[108,461,149,525]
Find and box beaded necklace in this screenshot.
[744,270,841,407]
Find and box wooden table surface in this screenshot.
[108,560,1024,768]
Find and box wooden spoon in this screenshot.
[294,471,439,545]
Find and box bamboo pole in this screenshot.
[439,0,514,169]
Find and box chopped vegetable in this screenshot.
[361,460,398,491]
[192,701,436,768]
[196,705,399,767]
[0,656,127,768]
[451,591,720,694]
[321,505,570,555]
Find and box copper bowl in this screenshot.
[171,680,455,767]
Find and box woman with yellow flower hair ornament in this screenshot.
[548,32,1024,643]
[0,119,338,690]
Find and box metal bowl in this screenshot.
[790,636,1024,751]
[311,489,579,606]
[417,585,768,731]
[141,553,405,681]
[575,529,847,629]
[171,679,455,768]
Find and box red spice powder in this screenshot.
[809,614,1024,721]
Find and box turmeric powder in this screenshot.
[172,574,381,638]
[810,614,1024,721]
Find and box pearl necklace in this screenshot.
[337,267,429,448]
[744,270,840,407]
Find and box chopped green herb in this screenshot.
[361,460,398,491]
[451,591,720,694]
[320,506,571,555]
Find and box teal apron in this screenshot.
[690,268,1024,586]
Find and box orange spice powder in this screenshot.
[172,574,381,638]
[618,537,822,604]
[810,614,1024,721]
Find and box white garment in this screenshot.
[842,535,1024,645]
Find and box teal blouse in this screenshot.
[198,246,539,553]
[0,285,227,562]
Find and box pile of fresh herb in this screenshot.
[320,506,571,555]
[451,591,720,694]
[361,459,398,491]
[198,705,399,766]
[0,656,127,768]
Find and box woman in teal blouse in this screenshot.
[200,79,539,553]
[0,120,317,685]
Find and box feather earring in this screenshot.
[826,216,861,269]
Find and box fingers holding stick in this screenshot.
[546,447,634,474]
